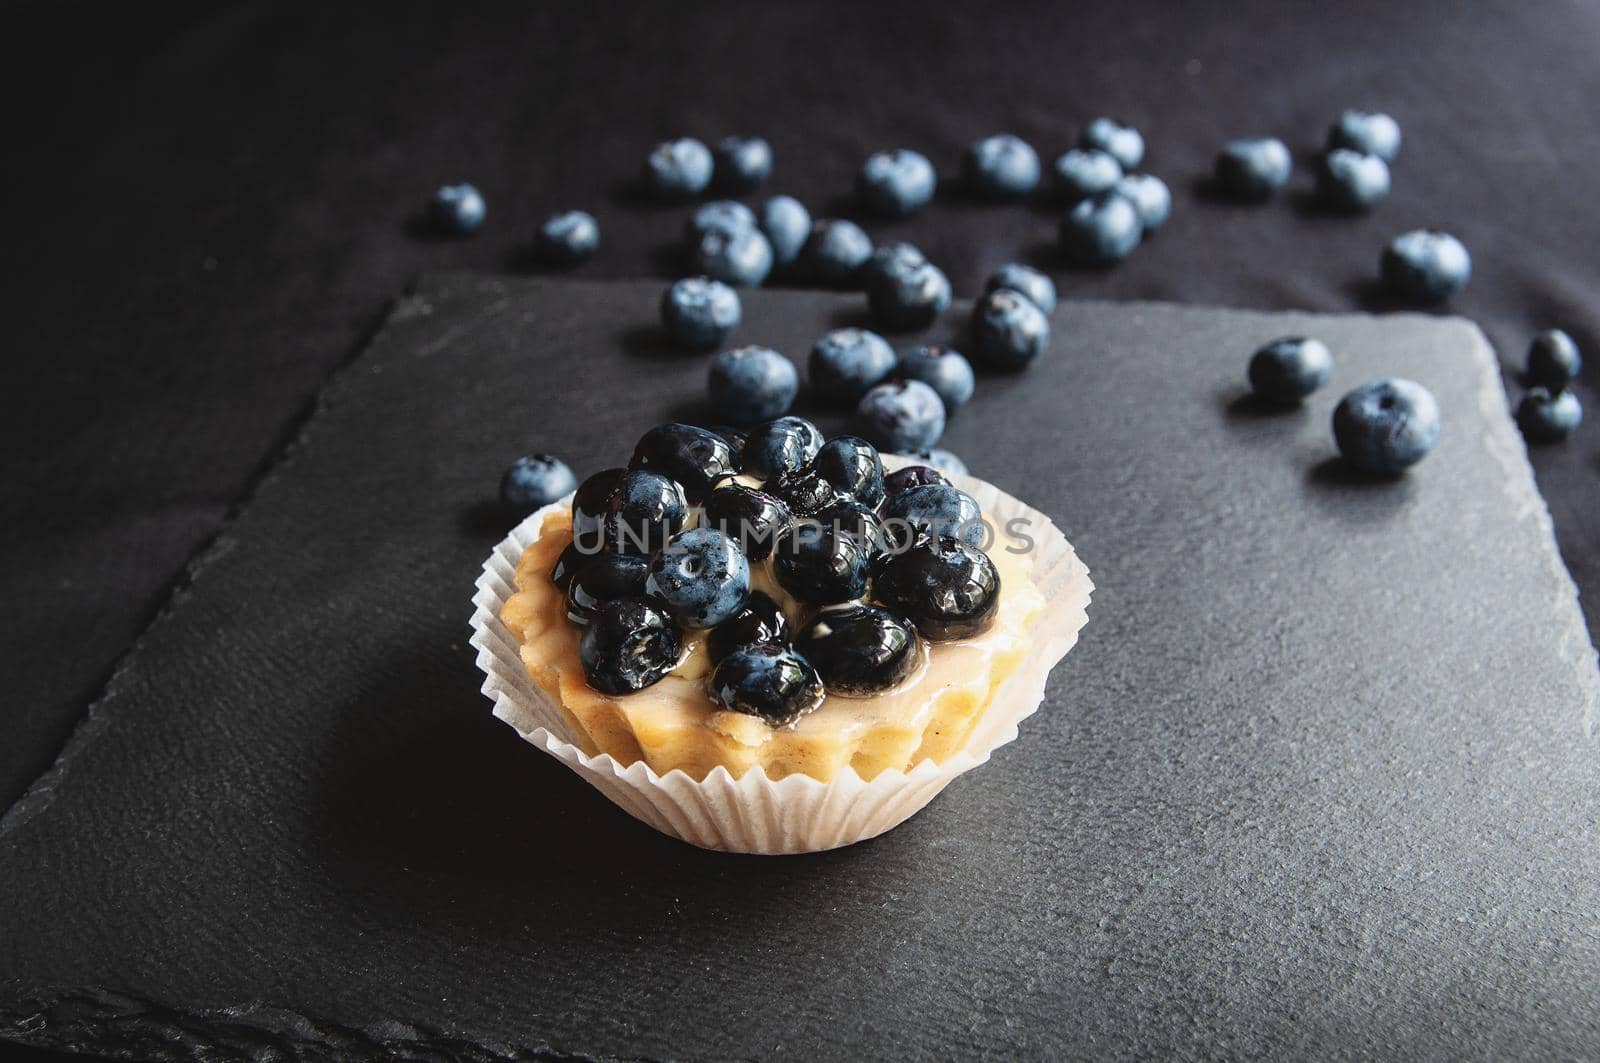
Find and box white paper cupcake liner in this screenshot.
[469,465,1093,855]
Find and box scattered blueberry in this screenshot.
[883,465,950,496]
[661,276,742,350]
[857,148,937,216]
[709,644,825,726]
[971,289,1051,369]
[500,454,577,518]
[646,527,752,629]
[984,263,1056,315]
[1332,378,1442,475]
[706,590,790,664]
[565,552,654,626]
[580,598,683,695]
[865,244,952,331]
[773,521,870,605]
[1214,138,1292,201]
[1061,189,1142,265]
[797,603,921,695]
[630,423,735,502]
[895,345,975,410]
[712,136,772,193]
[686,200,757,242]
[762,466,840,517]
[872,535,1001,642]
[691,225,773,287]
[963,134,1041,199]
[1517,388,1583,442]
[809,327,897,405]
[1248,337,1335,404]
[429,183,486,234]
[571,467,625,549]
[702,483,792,561]
[742,416,824,478]
[1113,173,1172,232]
[1052,148,1123,202]
[880,482,984,549]
[709,346,800,424]
[643,137,713,200]
[602,469,689,553]
[536,210,599,264]
[1526,329,1582,393]
[802,219,874,287]
[760,195,812,267]
[856,379,946,452]
[1081,117,1145,170]
[1327,110,1402,163]
[811,435,886,507]
[896,448,968,476]
[1316,149,1390,211]
[1380,230,1471,303]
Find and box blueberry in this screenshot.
[685,200,757,243]
[762,467,840,517]
[1248,337,1335,404]
[1051,148,1123,203]
[802,219,874,287]
[856,379,947,452]
[797,603,921,695]
[883,465,950,496]
[880,482,984,550]
[983,263,1056,314]
[646,527,751,629]
[895,448,968,476]
[630,423,736,502]
[500,454,577,518]
[857,148,937,216]
[1060,190,1142,266]
[643,137,713,200]
[1327,110,1401,163]
[971,289,1051,369]
[760,195,811,266]
[429,183,485,234]
[709,346,799,424]
[712,135,772,193]
[814,497,890,562]
[702,484,792,561]
[741,416,824,478]
[571,467,625,549]
[601,469,689,553]
[809,327,897,404]
[709,644,825,726]
[812,435,886,507]
[895,345,975,410]
[1214,138,1292,201]
[1527,329,1583,393]
[536,210,599,264]
[579,598,683,695]
[1517,388,1583,442]
[1316,149,1390,212]
[706,590,790,664]
[1380,230,1471,303]
[1081,117,1144,170]
[707,425,748,468]
[565,552,654,625]
[691,225,773,287]
[1332,378,1443,475]
[865,246,952,332]
[661,277,742,350]
[773,521,870,605]
[550,541,586,592]
[963,134,1041,199]
[872,536,1001,642]
[1113,173,1172,232]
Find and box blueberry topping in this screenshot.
[702,483,792,561]
[895,345,975,410]
[571,467,626,549]
[709,346,800,425]
[801,219,874,287]
[811,435,886,507]
[691,225,773,287]
[429,183,485,234]
[1527,329,1582,393]
[709,644,825,726]
[741,416,824,478]
[809,328,897,405]
[630,423,736,503]
[855,379,946,452]
[857,148,937,217]
[1248,337,1335,404]
[579,598,683,695]
[760,195,811,267]
[1081,117,1145,170]
[963,133,1041,199]
[814,497,890,562]
[773,521,870,604]
[500,453,578,518]
[1517,388,1583,442]
[895,448,968,476]
[685,200,757,243]
[984,263,1057,315]
[661,276,742,350]
[536,210,599,264]
[971,289,1051,369]
[705,590,790,664]
[711,136,772,193]
[550,541,586,592]
[1316,149,1390,212]
[564,552,654,625]
[1327,110,1401,162]
[643,137,713,200]
[880,482,985,550]
[796,603,921,696]
[865,246,952,332]
[1060,190,1142,266]
[1052,148,1123,203]
[1332,378,1443,475]
[646,527,751,629]
[1214,137,1292,201]
[762,467,840,517]
[873,536,1001,642]
[1113,173,1172,232]
[707,425,749,468]
[602,469,689,554]
[1380,229,1471,303]
[883,464,950,496]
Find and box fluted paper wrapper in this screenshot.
[470,465,1093,854]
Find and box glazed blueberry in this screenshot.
[579,597,683,695]
[500,453,577,518]
[646,527,751,629]
[896,448,968,476]
[760,195,811,266]
[1380,230,1471,303]
[686,200,757,242]
[773,521,870,604]
[643,137,713,200]
[630,423,736,502]
[602,469,689,554]
[880,482,984,550]
[963,134,1041,199]
[742,416,824,478]
[1051,148,1123,203]
[429,183,485,234]
[1327,110,1402,163]
[1113,173,1172,232]
[1517,388,1584,442]
[1527,329,1583,393]
[802,219,874,287]
[1060,190,1142,266]
[550,541,586,592]
[866,247,952,332]
[536,210,599,264]
[857,148,937,217]
[1248,337,1335,404]
[708,425,748,468]
[1316,149,1390,212]
[763,467,840,517]
[705,590,789,664]
[971,289,1051,369]
[1081,117,1144,169]
[691,225,773,287]
[702,484,792,561]
[661,276,742,350]
[1332,378,1443,475]
[883,465,950,496]
[856,379,947,452]
[984,263,1056,315]
[812,435,886,507]
[571,467,625,549]
[895,345,975,410]
[814,497,890,561]
[796,603,921,695]
[709,346,800,424]
[873,536,1001,642]
[809,327,897,405]
[564,551,653,624]
[709,644,825,726]
[712,135,772,193]
[1214,138,1292,201]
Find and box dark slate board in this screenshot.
[2,275,1596,1061]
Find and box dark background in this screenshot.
[3,0,1597,870]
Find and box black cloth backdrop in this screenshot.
[1,0,1596,816]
